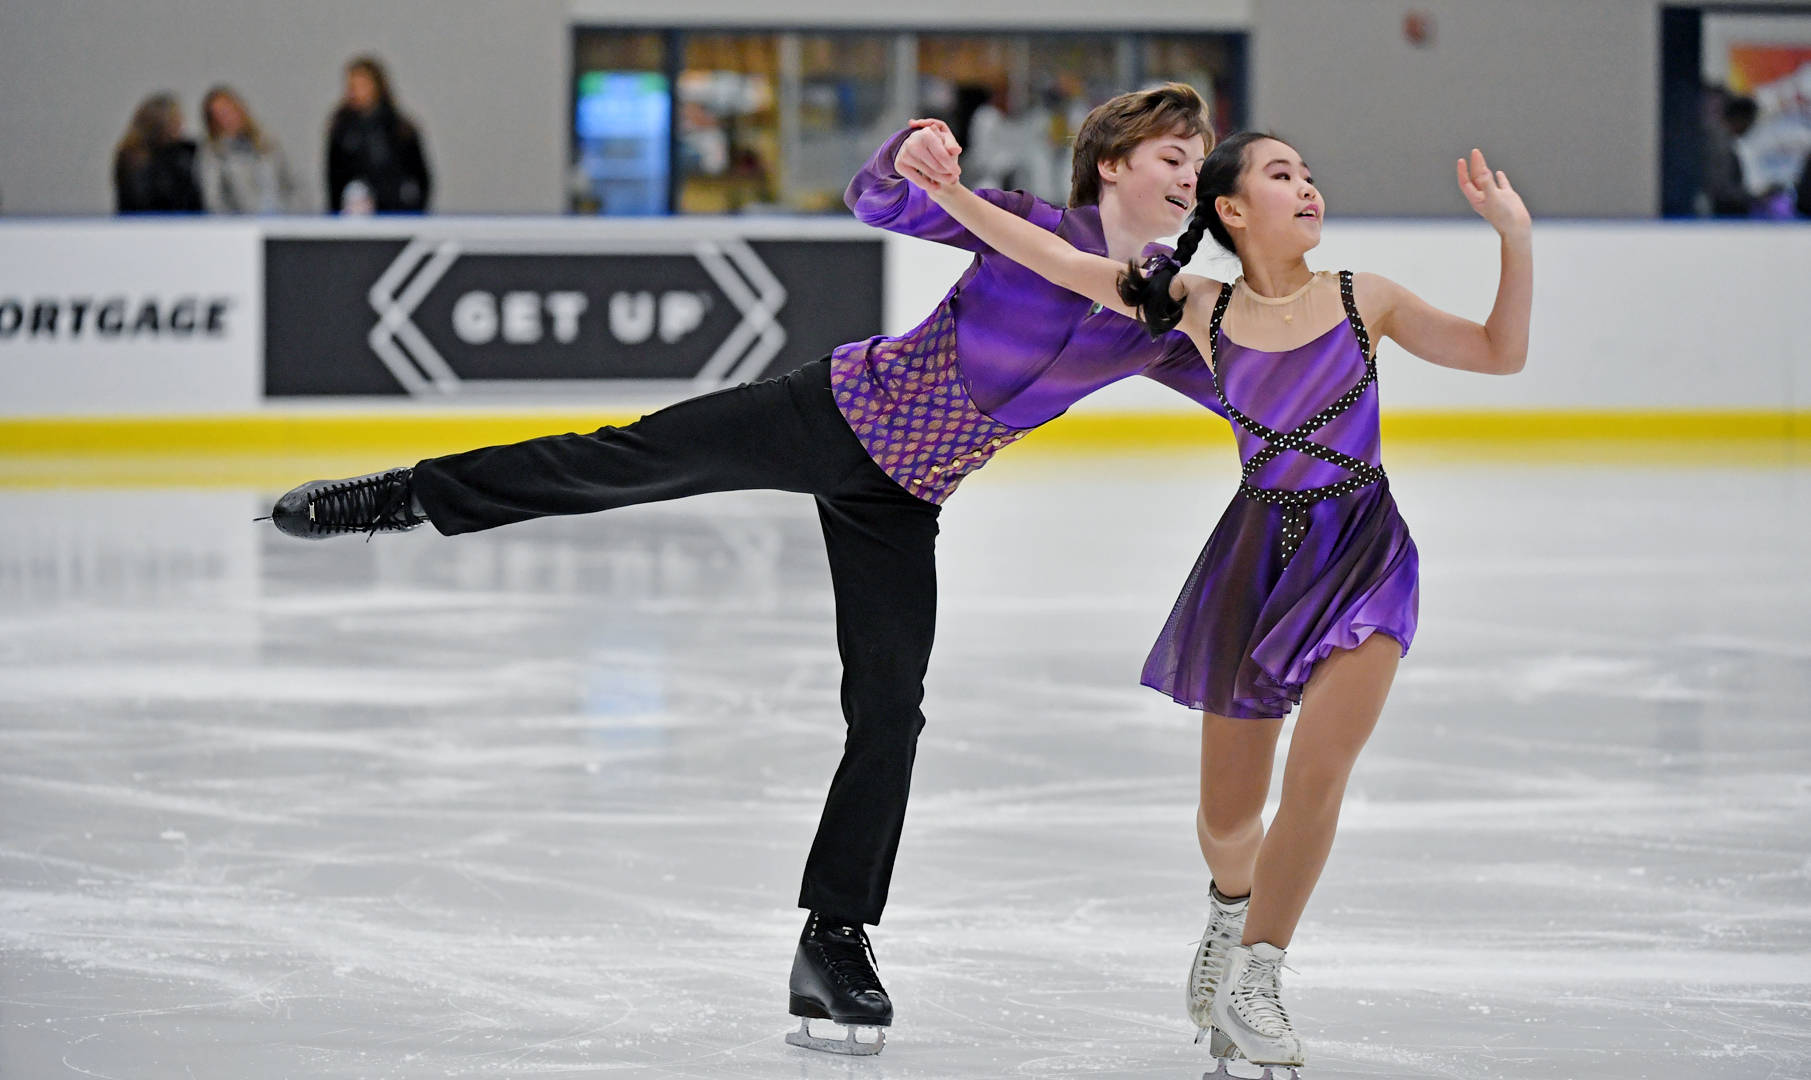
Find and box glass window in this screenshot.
[1144,35,1245,137]
[572,31,670,215]
[790,34,899,212]
[570,26,1246,216]
[675,33,779,214]
[918,34,1127,205]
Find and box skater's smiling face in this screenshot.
[1211,137,1324,258]
[1097,130,1208,240]
[1067,82,1213,237]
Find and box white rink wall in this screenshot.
[0,219,1807,419]
[899,220,1811,415]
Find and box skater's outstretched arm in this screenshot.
[920,163,1218,331]
[844,119,1042,252]
[1362,148,1533,375]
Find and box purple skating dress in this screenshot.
[1142,270,1420,718]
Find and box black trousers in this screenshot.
[411,360,939,925]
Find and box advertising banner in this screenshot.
[0,223,261,415]
[265,231,884,399]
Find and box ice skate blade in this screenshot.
[1204,1059,1298,1080]
[1197,1026,1241,1057]
[785,1017,885,1056]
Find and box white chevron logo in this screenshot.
[365,235,786,398]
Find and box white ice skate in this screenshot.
[1206,942,1305,1080]
[1188,885,1249,1044]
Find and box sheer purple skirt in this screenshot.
[1142,479,1418,719]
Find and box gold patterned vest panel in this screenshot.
[828,298,1030,504]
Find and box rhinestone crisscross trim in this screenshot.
[1209,270,1385,565]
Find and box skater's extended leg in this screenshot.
[412,361,858,533]
[270,361,868,539]
[1244,632,1399,949]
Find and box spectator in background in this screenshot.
[1732,91,1811,220]
[113,92,203,214]
[326,55,431,214]
[951,84,1061,203]
[1704,93,1756,217]
[199,85,299,214]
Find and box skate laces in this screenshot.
[311,471,419,537]
[815,921,884,996]
[1232,950,1295,1037]
[1190,904,1247,996]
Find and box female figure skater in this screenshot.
[905,131,1531,1073]
[266,84,1226,1055]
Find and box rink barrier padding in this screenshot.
[0,411,1804,487]
[1,409,1806,457]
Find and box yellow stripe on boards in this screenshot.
[2,410,1804,456]
[0,413,645,457]
[0,410,1805,488]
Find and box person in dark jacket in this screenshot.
[1703,94,1757,218]
[325,55,432,213]
[113,92,203,214]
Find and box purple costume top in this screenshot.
[832,127,1223,503]
[1141,271,1420,718]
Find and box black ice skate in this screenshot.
[265,468,426,540]
[784,912,891,1055]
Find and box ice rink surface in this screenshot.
[2,449,1808,1080]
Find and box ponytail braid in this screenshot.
[1117,207,1212,337]
[1116,129,1290,339]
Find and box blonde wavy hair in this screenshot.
[201,85,271,153]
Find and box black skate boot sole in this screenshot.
[788,993,892,1028]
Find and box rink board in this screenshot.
[1,217,1808,455]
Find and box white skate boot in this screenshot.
[1207,942,1305,1079]
[1187,884,1249,1045]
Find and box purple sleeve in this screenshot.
[845,127,1042,251]
[1143,332,1227,419]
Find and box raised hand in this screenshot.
[898,117,962,192]
[1456,148,1531,239]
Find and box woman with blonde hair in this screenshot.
[199,85,299,214]
[113,92,202,214]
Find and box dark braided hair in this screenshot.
[1117,131,1287,336]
